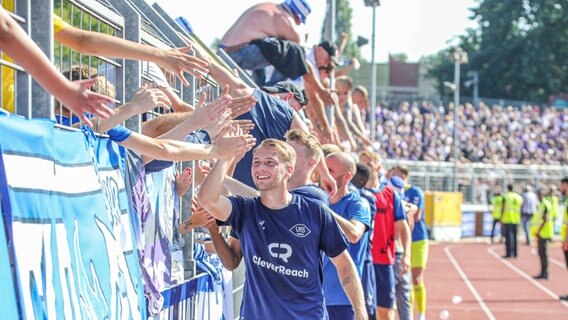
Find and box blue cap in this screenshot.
[175,16,193,34]
[285,0,311,24]
[389,176,405,190]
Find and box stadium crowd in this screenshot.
[376,101,568,165]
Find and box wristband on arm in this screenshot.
[107,125,132,142]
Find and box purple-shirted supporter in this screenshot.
[371,100,567,165]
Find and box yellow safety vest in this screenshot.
[491,195,504,220]
[545,195,559,221]
[531,198,554,239]
[502,192,523,224]
[561,198,568,241]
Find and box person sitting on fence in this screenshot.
[0,5,114,125]
[188,38,337,195]
[351,85,370,125]
[335,76,372,150]
[217,1,339,142]
[219,0,311,86]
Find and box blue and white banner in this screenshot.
[0,164,19,319]
[0,115,146,319]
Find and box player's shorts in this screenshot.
[411,240,429,269]
[374,264,395,308]
[326,305,354,320]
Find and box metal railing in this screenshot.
[1,1,239,318]
[383,159,568,204]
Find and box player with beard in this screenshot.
[322,152,371,320]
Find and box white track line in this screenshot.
[444,246,497,320]
[487,247,568,308]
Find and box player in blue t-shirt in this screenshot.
[390,165,429,320]
[198,139,367,319]
[350,163,378,320]
[360,151,411,320]
[323,152,371,320]
[191,129,330,274]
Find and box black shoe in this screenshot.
[559,295,568,301]
[502,255,511,259]
[533,274,548,280]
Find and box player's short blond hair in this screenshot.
[359,150,381,164]
[253,139,297,167]
[285,129,322,162]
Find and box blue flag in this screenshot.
[0,115,146,319]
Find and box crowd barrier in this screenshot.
[0,113,234,319]
[1,0,239,318]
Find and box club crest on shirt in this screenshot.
[289,224,311,238]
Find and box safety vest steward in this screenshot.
[545,195,559,223]
[491,195,504,219]
[531,198,554,239]
[561,198,568,241]
[502,192,523,224]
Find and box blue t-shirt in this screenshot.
[229,185,329,240]
[227,193,347,319]
[292,184,329,207]
[404,185,428,241]
[233,89,295,187]
[322,191,371,306]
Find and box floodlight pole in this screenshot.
[452,47,468,192]
[369,2,379,143]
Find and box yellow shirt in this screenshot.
[53,13,71,33]
[1,0,15,113]
[2,13,70,113]
[502,192,523,224]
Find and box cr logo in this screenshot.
[268,243,292,263]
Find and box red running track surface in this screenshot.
[422,242,568,320]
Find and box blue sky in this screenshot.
[150,0,477,62]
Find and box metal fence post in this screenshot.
[29,0,54,120]
[112,0,142,132]
[12,0,31,118]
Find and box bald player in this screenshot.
[322,152,372,320]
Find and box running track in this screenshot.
[424,241,568,319]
